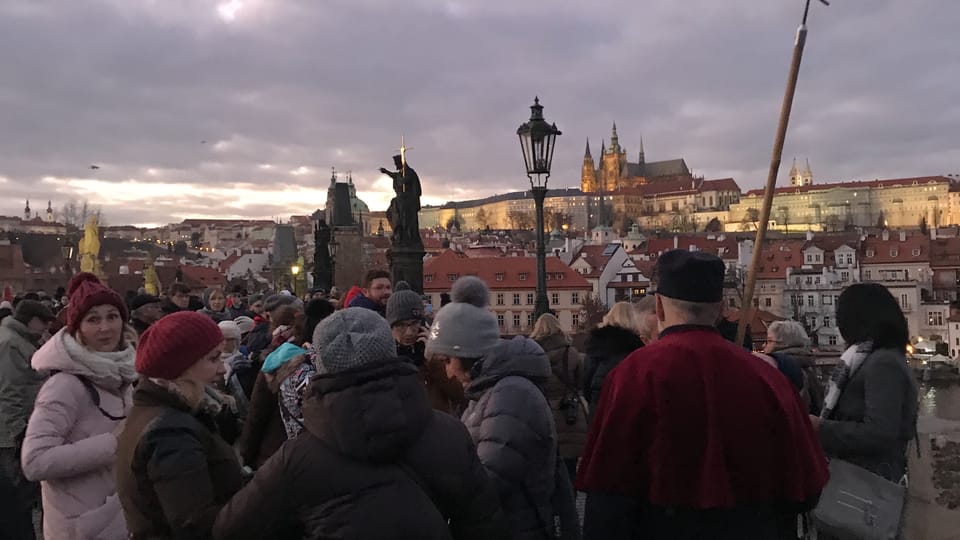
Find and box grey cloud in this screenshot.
[1,0,957,226]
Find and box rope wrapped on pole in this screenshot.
[735,0,829,348]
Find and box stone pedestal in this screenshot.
[389,246,425,294]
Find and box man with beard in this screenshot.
[348,269,392,317]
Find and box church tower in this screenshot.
[801,159,813,186]
[580,139,597,192]
[638,136,645,164]
[600,123,627,191]
[789,158,802,187]
[46,200,54,223]
[23,200,30,221]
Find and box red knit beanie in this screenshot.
[136,311,224,379]
[66,272,129,330]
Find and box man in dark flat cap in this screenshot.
[576,250,828,540]
[129,293,163,336]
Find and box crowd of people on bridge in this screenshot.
[0,249,919,539]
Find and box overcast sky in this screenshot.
[1,0,957,227]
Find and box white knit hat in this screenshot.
[424,276,500,359]
[218,320,242,341]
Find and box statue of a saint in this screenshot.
[78,215,102,276]
[381,154,423,248]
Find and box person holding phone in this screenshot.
[387,282,465,415]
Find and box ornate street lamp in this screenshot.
[290,264,301,296]
[61,236,76,276]
[329,237,339,292]
[312,217,333,293]
[517,96,561,319]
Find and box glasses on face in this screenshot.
[394,320,422,331]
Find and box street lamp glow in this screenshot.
[291,265,300,276]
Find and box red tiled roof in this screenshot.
[463,246,505,258]
[861,234,930,265]
[743,176,951,197]
[645,235,738,259]
[423,250,591,292]
[180,266,226,288]
[572,245,618,277]
[754,239,807,279]
[218,254,242,273]
[700,178,740,192]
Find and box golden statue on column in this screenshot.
[78,215,102,277]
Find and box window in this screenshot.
[447,273,458,282]
[764,297,772,307]
[866,249,875,258]
[929,312,944,326]
[890,249,899,257]
[913,249,921,256]
[497,314,504,327]
[424,275,433,283]
[815,253,822,263]
[519,273,529,281]
[823,316,831,328]
[815,277,821,284]
[900,293,909,310]
[806,276,813,285]
[807,295,815,307]
[527,293,534,305]
[572,313,580,327]
[513,314,521,328]
[822,294,832,305]
[496,293,504,306]
[865,270,872,280]
[729,297,736,307]
[841,271,849,281]
[528,313,535,327]
[671,201,679,211]
[551,292,560,305]
[513,293,521,305]
[571,292,580,305]
[495,272,504,282]
[828,335,838,346]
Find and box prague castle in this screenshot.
[580,123,692,193]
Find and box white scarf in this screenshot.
[60,330,138,391]
[820,341,873,419]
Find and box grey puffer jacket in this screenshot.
[462,336,558,540]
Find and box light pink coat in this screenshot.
[20,333,131,540]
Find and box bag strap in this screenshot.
[51,370,126,421]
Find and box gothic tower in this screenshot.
[46,200,54,223]
[580,139,597,192]
[600,123,627,191]
[801,159,813,186]
[638,136,645,164]
[23,200,30,221]
[789,158,802,187]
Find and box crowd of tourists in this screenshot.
[0,250,919,539]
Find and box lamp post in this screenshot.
[290,264,301,297]
[312,217,333,293]
[61,236,76,277]
[517,96,562,319]
[329,237,339,291]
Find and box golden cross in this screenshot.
[398,135,411,176]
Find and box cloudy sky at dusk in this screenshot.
[1,0,957,227]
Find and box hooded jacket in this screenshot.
[213,359,508,540]
[0,317,46,448]
[21,330,135,540]
[116,378,243,540]
[582,325,644,408]
[461,336,569,540]
[534,333,589,460]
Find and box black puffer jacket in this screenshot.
[213,359,508,540]
[582,325,644,408]
[462,337,573,540]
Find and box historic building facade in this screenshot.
[580,124,692,193]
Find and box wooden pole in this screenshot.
[736,0,826,347]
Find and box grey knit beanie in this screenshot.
[425,276,500,359]
[386,281,424,326]
[263,293,301,313]
[312,307,397,373]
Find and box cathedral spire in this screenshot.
[609,122,620,152]
[638,135,645,164]
[24,199,30,221]
[600,138,605,155]
[584,138,592,158]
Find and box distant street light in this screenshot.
[517,96,562,319]
[291,264,301,296]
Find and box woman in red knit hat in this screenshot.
[115,311,244,539]
[21,272,138,540]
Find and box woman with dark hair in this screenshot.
[813,283,918,484]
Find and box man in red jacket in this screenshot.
[576,249,828,539]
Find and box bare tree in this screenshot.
[474,208,490,231]
[58,198,105,231]
[580,295,608,330]
[506,210,534,231]
[739,208,760,232]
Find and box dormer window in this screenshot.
[495,272,504,282]
[519,273,529,281]
[866,249,875,258]
[890,249,898,257]
[912,248,921,256]
[424,275,433,283]
[447,273,459,282]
